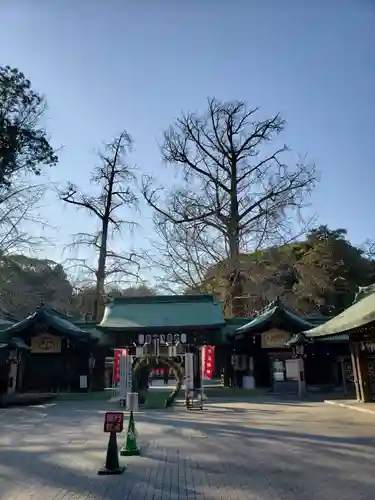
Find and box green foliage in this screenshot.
[204,225,375,316]
[293,225,375,314]
[0,65,58,187]
[0,254,73,317]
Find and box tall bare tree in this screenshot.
[143,98,317,315]
[59,131,140,320]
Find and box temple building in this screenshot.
[0,303,101,395]
[3,289,369,400]
[98,294,226,385]
[303,284,375,402]
[230,299,349,394]
[98,294,224,345]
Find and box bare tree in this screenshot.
[59,131,140,320]
[0,182,48,254]
[147,216,225,294]
[143,98,317,315]
[363,240,375,260]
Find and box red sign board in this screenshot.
[112,349,127,383]
[202,345,215,379]
[104,412,124,433]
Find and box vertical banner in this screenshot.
[119,354,133,399]
[113,349,127,383]
[201,346,215,379]
[185,352,194,398]
[201,346,205,381]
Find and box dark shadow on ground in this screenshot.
[0,400,375,499]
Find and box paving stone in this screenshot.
[0,399,375,499]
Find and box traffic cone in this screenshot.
[98,432,126,475]
[120,410,141,456]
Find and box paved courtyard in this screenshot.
[0,398,375,499]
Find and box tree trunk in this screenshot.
[94,220,109,322]
[93,165,115,322]
[228,170,244,317]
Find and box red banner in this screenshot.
[112,349,127,383]
[201,345,215,379]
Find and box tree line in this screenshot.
[1,65,374,320]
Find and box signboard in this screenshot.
[272,359,285,381]
[261,329,291,349]
[79,375,88,389]
[113,349,127,383]
[126,392,139,412]
[103,412,124,433]
[30,334,61,354]
[119,354,133,399]
[285,359,299,381]
[201,345,215,379]
[137,333,187,345]
[185,352,194,398]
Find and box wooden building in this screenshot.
[98,294,226,386]
[0,337,29,400]
[231,299,349,394]
[303,284,375,402]
[3,290,367,400]
[0,303,101,394]
[98,294,225,346]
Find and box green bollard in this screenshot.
[120,410,141,456]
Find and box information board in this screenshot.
[119,354,133,399]
[185,352,194,399]
[103,412,124,433]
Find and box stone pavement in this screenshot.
[325,398,375,414]
[0,399,375,499]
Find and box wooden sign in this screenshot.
[185,352,194,398]
[104,412,124,433]
[31,334,62,354]
[261,329,291,349]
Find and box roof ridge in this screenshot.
[110,294,218,305]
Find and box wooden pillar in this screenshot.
[356,344,373,402]
[297,357,306,400]
[16,353,26,392]
[350,343,361,401]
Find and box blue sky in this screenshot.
[0,1,374,280]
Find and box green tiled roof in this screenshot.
[234,299,314,338]
[220,317,253,343]
[0,304,93,343]
[314,333,349,343]
[74,321,112,346]
[0,318,15,331]
[304,312,331,326]
[99,294,225,331]
[223,316,254,336]
[304,284,375,338]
